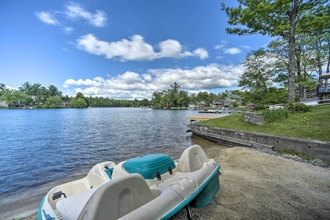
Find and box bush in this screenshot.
[286,102,312,113]
[261,109,289,123]
[254,104,266,111]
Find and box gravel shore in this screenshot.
[17,142,330,220]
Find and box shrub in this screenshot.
[261,109,289,123]
[254,104,266,111]
[286,101,312,113]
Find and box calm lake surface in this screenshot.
[0,108,225,219]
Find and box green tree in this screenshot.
[0,90,30,106]
[48,85,62,97]
[0,83,5,91]
[70,97,88,108]
[45,96,62,108]
[177,91,190,107]
[19,82,33,94]
[197,91,210,106]
[222,0,330,103]
[0,83,5,96]
[169,82,181,107]
[140,98,150,107]
[239,49,276,102]
[152,92,163,108]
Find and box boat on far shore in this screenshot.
[38,145,221,220]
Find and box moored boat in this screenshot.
[38,145,221,220]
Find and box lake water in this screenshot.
[0,108,224,219]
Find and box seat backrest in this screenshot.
[77,174,156,220]
[177,145,209,173]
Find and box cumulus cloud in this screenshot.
[63,63,243,99]
[193,48,209,60]
[157,39,182,58]
[223,47,242,55]
[77,34,156,61]
[76,34,209,61]
[35,11,59,25]
[63,2,107,27]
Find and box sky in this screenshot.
[0,0,273,100]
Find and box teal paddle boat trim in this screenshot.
[104,167,114,179]
[161,163,221,220]
[124,154,176,179]
[190,172,220,207]
[37,196,45,220]
[38,196,55,220]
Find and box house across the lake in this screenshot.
[225,94,242,106]
[0,101,8,108]
[212,100,224,108]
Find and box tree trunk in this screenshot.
[326,38,330,73]
[287,0,298,103]
[296,47,304,98]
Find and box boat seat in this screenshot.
[56,186,100,220]
[177,145,209,173]
[77,174,157,220]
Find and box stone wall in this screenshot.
[191,124,330,162]
[242,112,265,126]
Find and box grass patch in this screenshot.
[199,105,330,142]
[261,109,289,123]
[277,149,314,161]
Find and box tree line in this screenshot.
[151,82,289,109]
[0,82,150,108]
[0,80,295,109]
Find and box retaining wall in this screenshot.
[242,112,265,126]
[191,124,330,162]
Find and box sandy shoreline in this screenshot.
[16,143,330,220]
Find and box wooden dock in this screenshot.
[186,115,227,122]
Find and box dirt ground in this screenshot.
[172,146,330,220]
[18,146,330,220]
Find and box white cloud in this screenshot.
[223,47,242,55]
[35,11,59,25]
[63,63,243,99]
[193,48,209,60]
[63,27,74,34]
[64,2,107,27]
[76,34,156,61]
[157,40,182,58]
[76,34,209,61]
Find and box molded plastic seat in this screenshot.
[177,145,209,172]
[77,174,157,220]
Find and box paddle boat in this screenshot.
[38,145,221,220]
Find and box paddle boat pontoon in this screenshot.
[38,145,221,220]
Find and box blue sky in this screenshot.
[0,0,273,99]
